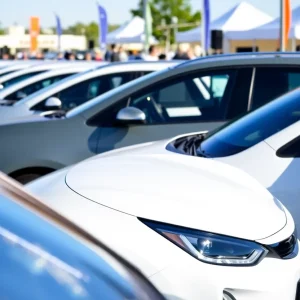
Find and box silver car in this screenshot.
[0,61,177,120]
[1,52,300,183]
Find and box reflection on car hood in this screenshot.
[66,141,287,241]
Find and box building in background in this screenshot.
[0,25,87,55]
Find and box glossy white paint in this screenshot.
[66,151,285,241]
[211,121,300,237]
[26,140,300,300]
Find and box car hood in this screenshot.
[66,142,287,241]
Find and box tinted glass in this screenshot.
[2,71,45,88]
[226,68,252,119]
[129,70,235,124]
[251,67,300,110]
[200,89,300,157]
[4,73,74,101]
[0,194,163,300]
[32,73,132,112]
[277,138,300,157]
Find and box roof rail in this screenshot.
[175,51,300,68]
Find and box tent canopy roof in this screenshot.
[107,16,157,44]
[226,6,300,40]
[176,1,273,43]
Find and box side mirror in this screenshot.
[116,107,146,125]
[0,84,4,90]
[45,97,62,110]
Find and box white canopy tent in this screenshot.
[226,6,300,42]
[107,16,157,45]
[176,2,273,43]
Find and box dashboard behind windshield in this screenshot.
[200,88,300,157]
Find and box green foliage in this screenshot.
[64,22,99,45]
[131,0,201,43]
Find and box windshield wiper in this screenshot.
[173,133,207,157]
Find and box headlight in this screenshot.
[141,219,268,266]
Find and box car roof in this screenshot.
[0,61,105,84]
[0,173,164,300]
[175,52,300,69]
[0,65,95,99]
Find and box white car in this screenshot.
[156,88,300,236]
[26,144,299,300]
[0,65,97,105]
[0,61,40,77]
[0,61,102,90]
[0,61,178,120]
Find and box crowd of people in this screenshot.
[0,43,204,62]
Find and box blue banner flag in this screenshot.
[55,14,62,36]
[203,0,210,53]
[97,4,108,51]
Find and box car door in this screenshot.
[91,68,253,153]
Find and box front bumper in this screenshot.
[150,239,300,300]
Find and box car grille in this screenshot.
[269,234,297,258]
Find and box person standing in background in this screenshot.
[85,52,92,61]
[143,45,159,61]
[118,46,128,61]
[110,44,120,62]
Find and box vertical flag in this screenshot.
[201,0,210,55]
[55,13,62,52]
[29,16,40,54]
[280,0,291,51]
[284,0,291,49]
[143,0,152,53]
[97,3,108,51]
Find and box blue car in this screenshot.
[0,173,165,300]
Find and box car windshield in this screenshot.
[199,88,300,157]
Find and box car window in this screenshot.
[277,137,300,157]
[4,73,75,101]
[1,71,45,88]
[200,89,300,158]
[251,67,300,110]
[226,68,253,119]
[129,70,235,124]
[31,73,133,112]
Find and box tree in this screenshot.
[131,0,201,43]
[64,22,99,45]
[0,22,4,35]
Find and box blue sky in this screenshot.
[1,0,300,28]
